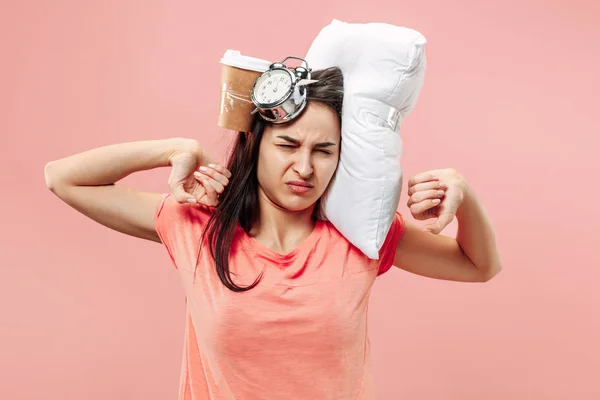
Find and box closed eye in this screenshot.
[316,149,332,155]
[277,144,331,155]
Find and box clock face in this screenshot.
[253,69,293,105]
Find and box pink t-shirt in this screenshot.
[155,193,406,399]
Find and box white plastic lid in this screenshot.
[220,50,272,72]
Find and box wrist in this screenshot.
[163,138,203,166]
[456,181,477,221]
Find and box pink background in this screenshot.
[2,1,599,399]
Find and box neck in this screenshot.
[250,187,317,254]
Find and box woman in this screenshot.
[44,67,501,399]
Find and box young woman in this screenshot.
[44,67,501,399]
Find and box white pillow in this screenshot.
[305,19,427,259]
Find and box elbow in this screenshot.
[44,161,64,193]
[481,263,503,282]
[44,162,56,191]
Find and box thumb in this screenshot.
[422,212,454,234]
[168,163,197,204]
[171,182,197,204]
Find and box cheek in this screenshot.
[257,149,285,190]
[256,155,271,189]
[317,157,340,186]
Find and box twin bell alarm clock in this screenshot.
[250,56,318,124]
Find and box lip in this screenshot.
[286,181,313,188]
[286,181,314,194]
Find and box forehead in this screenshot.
[266,102,340,142]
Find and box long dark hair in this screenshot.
[198,67,344,292]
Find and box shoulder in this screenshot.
[318,213,405,276]
[377,211,407,275]
[320,219,353,245]
[155,193,215,240]
[156,193,214,220]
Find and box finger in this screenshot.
[408,189,446,206]
[407,189,445,207]
[202,178,220,206]
[194,171,225,194]
[407,173,438,189]
[208,163,232,179]
[409,198,441,216]
[407,181,448,197]
[423,212,455,234]
[198,166,230,187]
[171,183,197,204]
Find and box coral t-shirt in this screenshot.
[155,193,405,399]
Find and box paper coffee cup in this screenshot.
[218,50,271,132]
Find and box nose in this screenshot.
[292,149,313,178]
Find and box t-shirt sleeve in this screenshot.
[154,193,180,269]
[377,211,407,276]
[154,193,212,270]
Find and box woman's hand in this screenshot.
[406,168,467,234]
[168,146,231,207]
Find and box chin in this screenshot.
[279,195,318,213]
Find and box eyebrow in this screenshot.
[276,135,337,148]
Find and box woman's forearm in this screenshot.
[44,138,203,189]
[455,185,503,280]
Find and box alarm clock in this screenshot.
[250,56,318,124]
